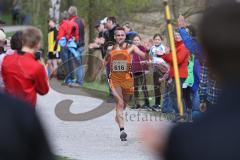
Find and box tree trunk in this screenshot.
[84,0,98,82]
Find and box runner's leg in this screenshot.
[111,85,124,128]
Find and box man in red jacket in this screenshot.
[2,27,49,107]
[57,10,80,86]
[67,6,85,87]
[162,32,190,118]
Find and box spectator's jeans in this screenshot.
[74,46,85,85]
[60,47,74,84]
[162,81,175,113]
[191,90,201,119]
[168,78,188,113]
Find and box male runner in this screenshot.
[104,27,146,141]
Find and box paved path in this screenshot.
[36,80,159,160]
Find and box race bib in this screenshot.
[112,60,128,72]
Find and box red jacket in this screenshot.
[57,19,79,41]
[162,41,190,78]
[69,16,85,45]
[2,52,49,107]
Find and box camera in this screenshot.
[35,49,43,60]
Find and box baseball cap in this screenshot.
[0,29,6,41]
[101,17,108,24]
[95,20,101,28]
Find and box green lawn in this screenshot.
[0,14,12,25]
[83,80,109,93]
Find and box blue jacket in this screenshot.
[178,28,202,92]
[58,37,80,61]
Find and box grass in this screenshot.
[83,80,109,93]
[6,32,14,37]
[0,14,12,25]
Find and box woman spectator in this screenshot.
[162,32,190,121]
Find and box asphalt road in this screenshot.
[36,81,160,160]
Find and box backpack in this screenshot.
[72,17,85,46]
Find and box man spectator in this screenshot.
[89,19,107,58]
[68,6,85,87]
[104,16,118,52]
[2,27,49,107]
[57,10,79,86]
[103,16,119,101]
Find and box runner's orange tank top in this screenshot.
[109,49,132,81]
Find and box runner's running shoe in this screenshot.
[120,130,127,141]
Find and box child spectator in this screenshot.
[132,35,150,109]
[149,33,166,111]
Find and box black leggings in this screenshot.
[182,87,192,111]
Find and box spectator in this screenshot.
[11,0,21,25]
[132,34,150,109]
[0,29,6,91]
[0,29,6,54]
[2,27,49,107]
[47,18,60,78]
[162,32,190,118]
[10,31,23,51]
[103,16,119,102]
[0,93,54,160]
[57,11,76,86]
[89,19,107,57]
[198,62,221,112]
[122,22,138,44]
[68,6,85,87]
[0,31,23,91]
[149,33,166,111]
[177,15,202,119]
[104,16,119,53]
